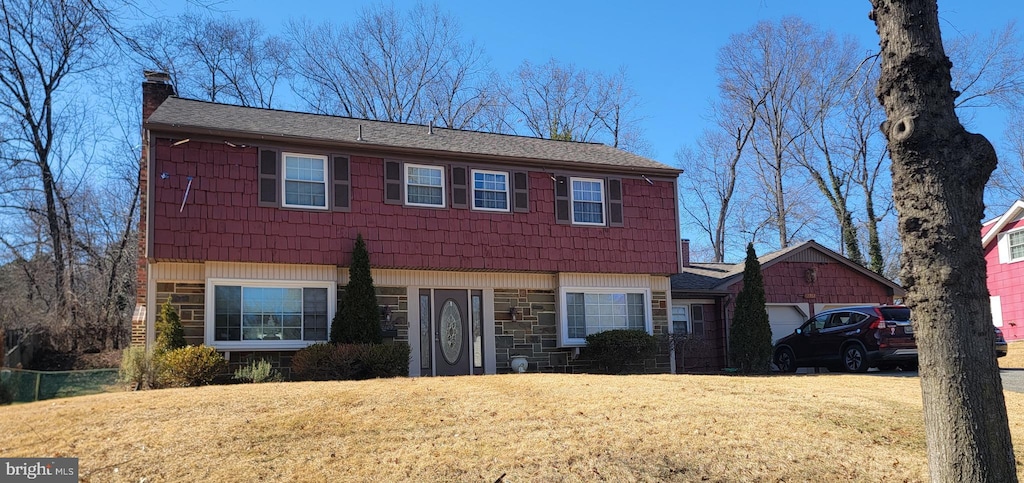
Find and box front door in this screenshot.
[434,289,471,376]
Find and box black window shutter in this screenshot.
[451,165,468,209]
[258,148,278,207]
[554,175,570,224]
[332,155,351,212]
[513,171,529,213]
[384,160,403,204]
[607,178,623,227]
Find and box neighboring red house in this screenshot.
[133,72,683,376]
[669,240,904,372]
[983,199,1024,341]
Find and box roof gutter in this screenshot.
[145,123,684,178]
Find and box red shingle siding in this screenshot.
[727,261,895,307]
[150,139,679,274]
[986,219,1024,340]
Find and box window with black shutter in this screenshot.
[258,148,279,207]
[607,178,623,227]
[384,160,403,204]
[332,155,351,211]
[512,171,529,213]
[554,175,570,224]
[451,165,468,209]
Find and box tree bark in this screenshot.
[871,1,1016,481]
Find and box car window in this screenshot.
[879,307,910,322]
[807,313,830,332]
[827,313,851,329]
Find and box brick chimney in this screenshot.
[133,71,176,347]
[681,239,691,268]
[142,70,175,120]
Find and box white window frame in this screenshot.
[671,305,689,337]
[205,278,336,350]
[558,287,652,347]
[570,177,605,226]
[405,163,446,208]
[1009,229,1024,262]
[470,169,510,212]
[281,152,329,210]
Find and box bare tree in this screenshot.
[720,18,824,249]
[497,59,649,153]
[288,2,492,129]
[790,31,865,264]
[841,55,893,274]
[871,1,1016,481]
[133,14,290,108]
[498,58,604,141]
[991,113,1024,202]
[677,96,761,263]
[0,0,104,321]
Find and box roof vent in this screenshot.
[357,124,363,141]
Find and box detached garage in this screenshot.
[670,240,904,372]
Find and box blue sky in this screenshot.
[155,0,1023,166]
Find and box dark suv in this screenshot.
[774,305,1009,373]
[773,305,916,373]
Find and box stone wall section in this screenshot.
[155,282,206,346]
[493,289,672,374]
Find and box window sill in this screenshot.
[207,341,325,351]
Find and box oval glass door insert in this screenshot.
[440,299,463,364]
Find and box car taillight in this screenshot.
[869,319,885,330]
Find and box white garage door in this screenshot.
[767,305,808,344]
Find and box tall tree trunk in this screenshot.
[871,1,1016,481]
[863,194,885,274]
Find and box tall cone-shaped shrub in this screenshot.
[331,234,382,344]
[729,243,773,373]
[155,298,186,354]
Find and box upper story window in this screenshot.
[1010,230,1024,261]
[472,169,510,212]
[571,177,605,225]
[282,153,329,209]
[406,164,445,207]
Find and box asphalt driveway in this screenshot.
[794,367,1024,393]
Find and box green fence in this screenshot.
[0,367,120,403]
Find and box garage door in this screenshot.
[767,305,807,344]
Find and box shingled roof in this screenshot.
[671,240,904,296]
[145,97,680,175]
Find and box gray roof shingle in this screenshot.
[146,97,680,174]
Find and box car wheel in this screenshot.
[842,344,868,373]
[775,348,797,373]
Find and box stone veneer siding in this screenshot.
[152,282,409,380]
[155,282,206,347]
[493,289,671,374]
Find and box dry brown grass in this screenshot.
[1001,340,1024,369]
[2,373,1024,482]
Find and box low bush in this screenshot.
[584,329,659,374]
[233,359,282,383]
[291,343,343,381]
[291,343,410,381]
[159,345,227,387]
[362,343,411,378]
[119,346,160,389]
